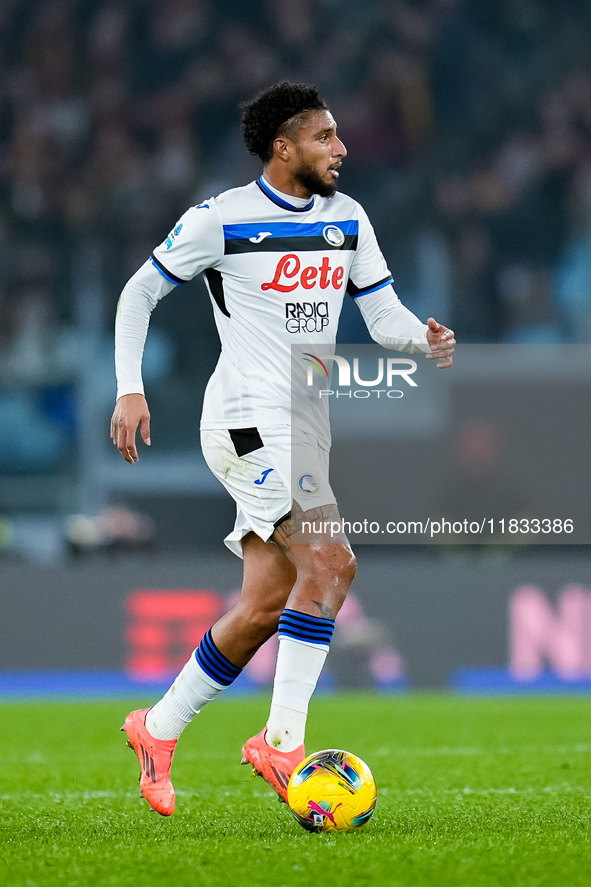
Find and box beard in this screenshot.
[293,158,337,198]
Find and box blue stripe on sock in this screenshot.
[195,630,242,686]
[278,609,335,646]
[279,623,333,643]
[197,645,235,684]
[199,632,240,683]
[279,612,334,638]
[197,638,239,685]
[280,611,334,630]
[282,610,333,626]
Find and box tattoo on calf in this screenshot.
[313,600,335,620]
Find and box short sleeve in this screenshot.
[347,203,394,298]
[151,199,224,285]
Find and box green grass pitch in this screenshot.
[0,694,590,887]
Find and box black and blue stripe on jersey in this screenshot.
[149,220,358,280]
[223,220,359,254]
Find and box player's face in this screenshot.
[291,110,347,198]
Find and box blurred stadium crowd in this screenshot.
[1,0,591,479]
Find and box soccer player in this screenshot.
[111,82,455,815]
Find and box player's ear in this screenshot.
[273,136,292,163]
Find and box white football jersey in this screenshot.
[148,176,424,444]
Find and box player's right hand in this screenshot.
[110,393,151,463]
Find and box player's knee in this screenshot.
[341,549,357,585]
[328,544,356,585]
[301,543,357,590]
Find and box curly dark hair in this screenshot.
[240,81,327,164]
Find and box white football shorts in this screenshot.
[200,425,336,557]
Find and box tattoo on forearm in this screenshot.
[313,600,335,620]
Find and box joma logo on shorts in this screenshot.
[262,254,344,293]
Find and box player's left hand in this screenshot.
[426,317,455,368]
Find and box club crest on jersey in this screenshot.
[298,474,320,494]
[322,225,345,247]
